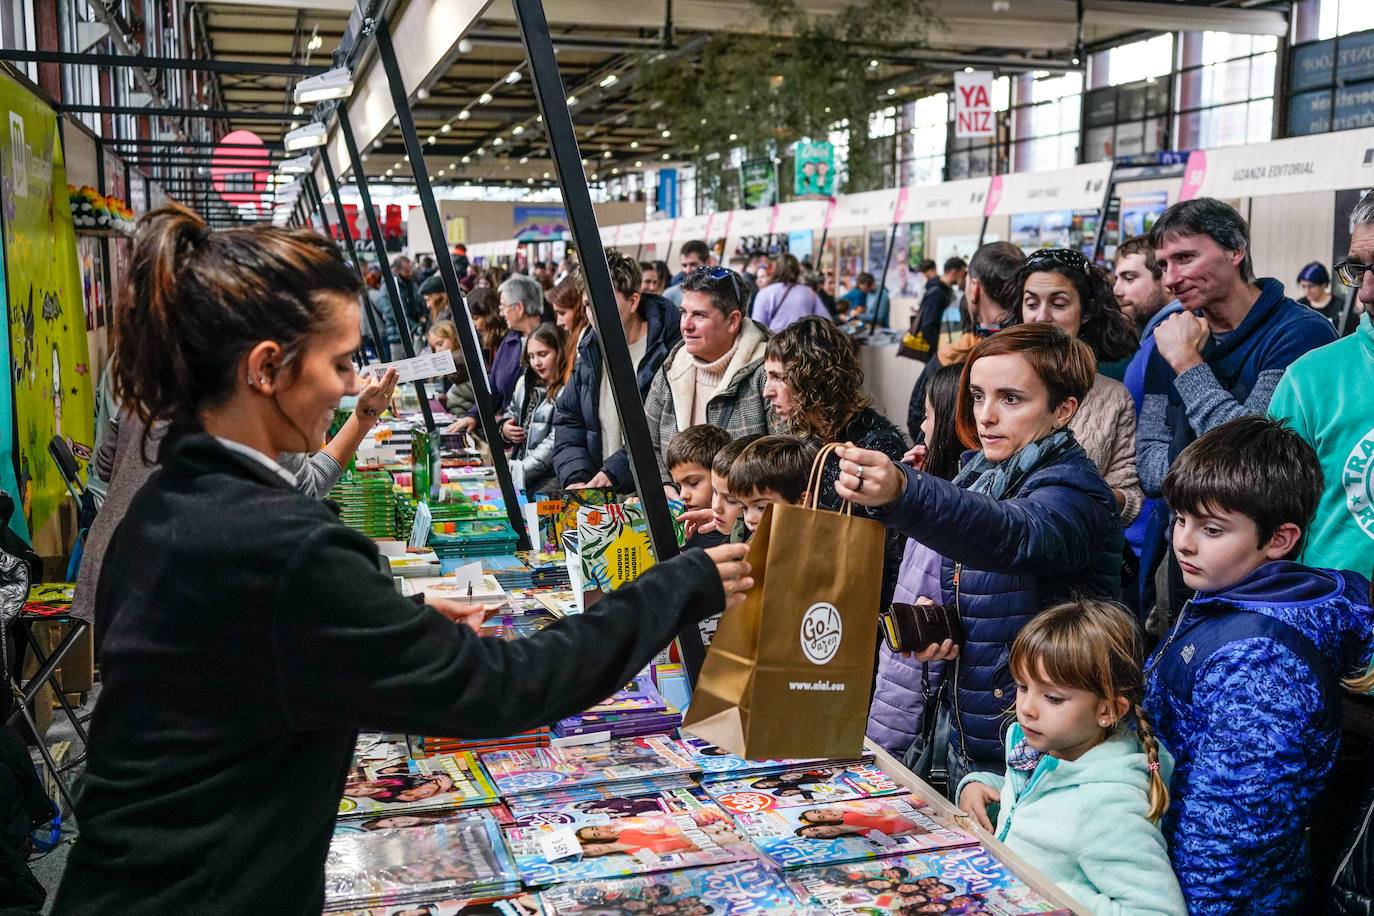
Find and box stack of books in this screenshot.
[329,470,398,538]
[677,733,874,783]
[539,860,817,915]
[552,676,683,741]
[408,728,551,759]
[336,752,501,821]
[701,762,903,815]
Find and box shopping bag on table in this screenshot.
[683,443,885,760]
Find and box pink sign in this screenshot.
[983,175,1004,218]
[1179,151,1208,202]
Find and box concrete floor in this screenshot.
[22,683,96,914]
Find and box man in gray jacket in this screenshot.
[644,267,781,483]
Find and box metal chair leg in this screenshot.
[9,682,76,813]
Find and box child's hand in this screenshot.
[501,418,526,444]
[678,506,718,540]
[901,444,927,470]
[958,782,1001,833]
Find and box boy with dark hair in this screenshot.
[666,424,733,549]
[708,435,761,544]
[1144,415,1374,916]
[726,436,819,535]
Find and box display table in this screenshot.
[857,342,924,440]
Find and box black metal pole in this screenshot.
[1090,164,1117,264]
[878,221,899,328]
[510,0,696,676]
[321,151,388,362]
[373,18,528,549]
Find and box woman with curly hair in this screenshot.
[763,316,907,606]
[1009,248,1142,526]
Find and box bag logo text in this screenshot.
[800,602,842,665]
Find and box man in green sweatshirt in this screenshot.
[1269,188,1374,573]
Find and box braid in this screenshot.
[1132,700,1170,823]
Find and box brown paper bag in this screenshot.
[683,443,885,760]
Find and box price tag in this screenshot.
[537,826,583,862]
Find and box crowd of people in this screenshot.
[24,188,1374,915]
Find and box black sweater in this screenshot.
[52,434,724,915]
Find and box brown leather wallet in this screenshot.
[880,602,965,653]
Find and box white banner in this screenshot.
[954,71,995,139]
[599,225,617,245]
[641,218,676,245]
[894,177,994,223]
[771,198,833,233]
[706,210,735,240]
[826,188,901,230]
[730,206,776,237]
[614,222,644,248]
[984,161,1114,216]
[1180,126,1374,201]
[671,213,712,244]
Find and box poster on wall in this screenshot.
[0,68,95,540]
[513,206,569,241]
[885,223,910,299]
[866,229,888,274]
[1119,192,1169,243]
[794,141,835,197]
[837,236,863,293]
[903,222,927,296]
[740,158,776,210]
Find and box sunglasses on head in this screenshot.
[692,265,746,306]
[1025,247,1091,272]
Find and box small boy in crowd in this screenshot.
[727,436,819,536]
[710,435,761,544]
[1144,415,1374,915]
[665,424,733,550]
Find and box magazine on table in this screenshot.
[503,787,754,886]
[789,845,1071,915]
[339,752,500,818]
[676,732,871,781]
[480,735,698,797]
[731,794,978,869]
[326,893,545,915]
[538,861,821,916]
[581,674,669,715]
[702,763,902,814]
[323,813,521,911]
[503,775,700,819]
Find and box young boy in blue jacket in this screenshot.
[1145,416,1374,915]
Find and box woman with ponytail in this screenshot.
[53,205,754,915]
[957,600,1186,916]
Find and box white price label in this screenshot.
[538,826,583,862]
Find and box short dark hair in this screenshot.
[1148,197,1254,283]
[1116,235,1162,281]
[727,436,819,504]
[855,272,875,287]
[918,259,937,273]
[681,266,747,317]
[666,424,732,472]
[967,241,1026,312]
[943,257,967,274]
[680,239,710,261]
[1162,416,1322,554]
[711,434,762,479]
[1011,247,1138,364]
[604,250,642,298]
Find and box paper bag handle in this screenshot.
[806,442,853,517]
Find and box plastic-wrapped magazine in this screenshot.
[339,753,500,818]
[504,787,755,885]
[334,807,498,837]
[503,775,699,819]
[702,763,901,814]
[323,813,521,911]
[732,794,977,869]
[326,892,544,915]
[539,861,819,916]
[480,736,698,797]
[789,846,1071,915]
[676,733,869,781]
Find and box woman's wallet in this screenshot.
[880,602,965,653]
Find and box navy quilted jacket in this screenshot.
[871,442,1122,766]
[1144,562,1374,916]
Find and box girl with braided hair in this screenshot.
[956,600,1186,916]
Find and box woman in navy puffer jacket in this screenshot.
[838,325,1122,793]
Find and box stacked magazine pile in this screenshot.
[552,675,683,741]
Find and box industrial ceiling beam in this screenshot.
[62,104,301,121]
[0,48,329,75]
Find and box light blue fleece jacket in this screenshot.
[958,723,1186,916]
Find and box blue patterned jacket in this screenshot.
[1144,562,1374,915]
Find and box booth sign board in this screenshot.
[954,71,995,139]
[1180,126,1374,201]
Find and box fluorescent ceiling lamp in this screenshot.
[294,66,354,104]
[277,154,313,173]
[284,121,328,151]
[599,73,618,88]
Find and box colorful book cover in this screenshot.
[703,763,902,814]
[582,675,669,715]
[334,807,497,837]
[577,503,655,600]
[552,710,683,740]
[480,736,699,797]
[676,733,864,781]
[539,861,818,916]
[731,795,978,870]
[323,814,521,911]
[503,776,700,819]
[789,846,1071,915]
[339,753,500,818]
[327,895,543,916]
[557,488,616,544]
[504,788,754,886]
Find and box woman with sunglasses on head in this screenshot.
[1009,248,1143,527]
[51,205,754,915]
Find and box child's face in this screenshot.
[1013,661,1118,762]
[710,471,743,532]
[1171,506,1298,593]
[671,461,714,510]
[738,487,795,533]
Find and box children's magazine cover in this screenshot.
[323,814,521,911]
[480,736,699,797]
[539,861,819,916]
[327,893,545,916]
[339,753,501,818]
[583,675,669,715]
[676,733,869,781]
[503,788,754,886]
[732,795,978,870]
[789,846,1071,915]
[702,764,901,814]
[334,807,497,838]
[503,776,700,819]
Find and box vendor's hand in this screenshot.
[501,418,527,444]
[959,781,1001,833]
[356,368,398,426]
[1153,310,1209,374]
[678,506,718,539]
[833,443,907,507]
[428,598,503,633]
[901,443,927,470]
[584,471,613,489]
[705,544,753,609]
[445,416,478,436]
